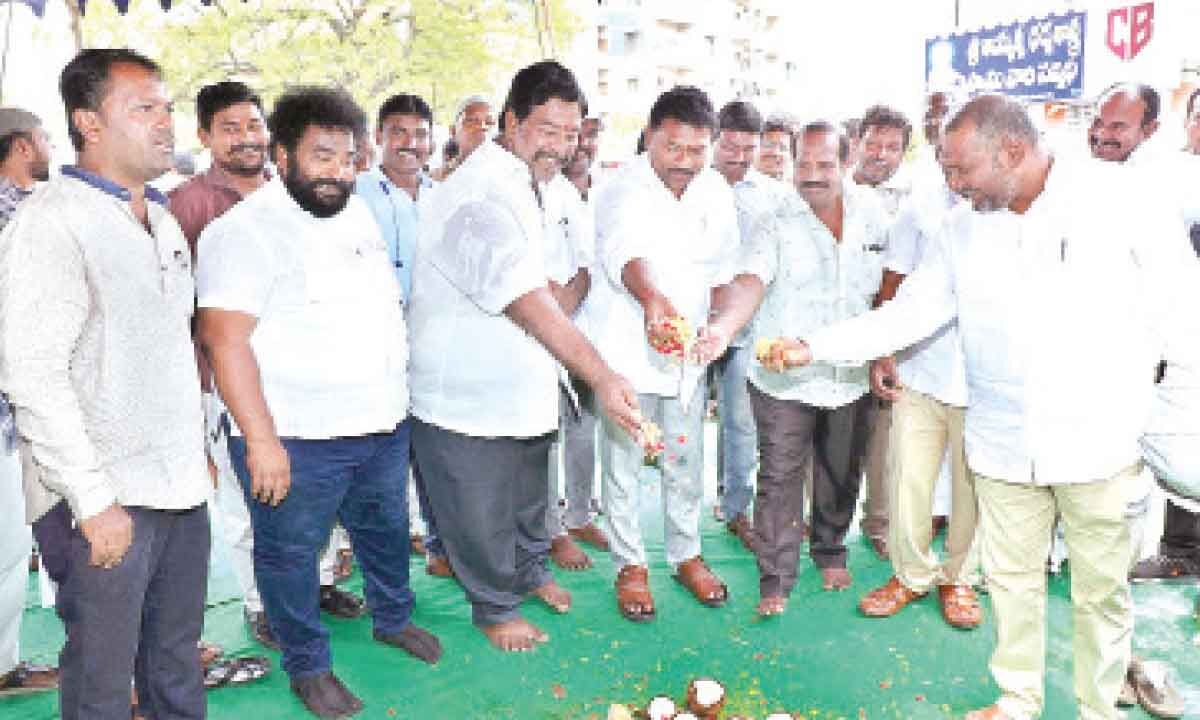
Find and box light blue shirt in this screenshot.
[355,167,430,300]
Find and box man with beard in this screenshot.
[0,106,59,698]
[585,86,739,621]
[408,60,641,652]
[702,121,890,610]
[196,87,441,719]
[0,49,212,720]
[354,94,453,580]
[754,93,1198,720]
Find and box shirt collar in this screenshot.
[0,176,32,198]
[368,165,433,195]
[61,165,168,206]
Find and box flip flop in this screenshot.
[204,656,272,689]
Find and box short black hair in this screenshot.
[196,81,262,132]
[717,100,763,134]
[442,137,459,162]
[503,60,586,124]
[648,85,716,131]
[0,131,31,164]
[60,48,162,151]
[859,104,912,149]
[376,93,432,130]
[763,116,792,135]
[794,120,849,164]
[1188,87,1200,120]
[267,86,366,157]
[1100,82,1160,126]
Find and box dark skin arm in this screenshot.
[196,308,291,506]
[504,285,642,438]
[549,268,590,316]
[622,258,681,347]
[694,274,767,362]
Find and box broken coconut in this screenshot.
[685,678,725,719]
[645,695,677,720]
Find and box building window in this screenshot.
[624,31,640,54]
[598,25,609,53]
[627,77,639,93]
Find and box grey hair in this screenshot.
[945,93,1038,147]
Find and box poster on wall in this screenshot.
[925,11,1087,100]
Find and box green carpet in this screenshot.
[5,434,1199,719]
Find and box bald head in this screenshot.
[945,94,1038,149]
[1090,83,1159,162]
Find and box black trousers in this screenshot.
[1160,500,1200,558]
[411,418,553,627]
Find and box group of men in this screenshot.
[0,45,1196,720]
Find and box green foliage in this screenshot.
[80,0,580,128]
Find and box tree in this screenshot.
[80,0,580,127]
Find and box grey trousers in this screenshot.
[412,418,554,627]
[547,381,598,535]
[56,504,210,720]
[749,385,871,597]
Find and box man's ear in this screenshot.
[1142,119,1160,138]
[72,108,102,149]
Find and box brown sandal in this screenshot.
[673,556,728,607]
[937,584,983,629]
[615,565,656,622]
[859,576,926,617]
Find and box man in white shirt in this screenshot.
[856,171,982,630]
[586,86,738,622]
[756,94,1198,720]
[709,100,792,551]
[755,115,793,182]
[408,60,640,653]
[851,104,913,559]
[0,49,212,720]
[704,121,889,614]
[197,87,441,719]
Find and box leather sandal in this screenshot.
[938,584,983,629]
[615,565,656,622]
[858,576,926,617]
[673,556,728,607]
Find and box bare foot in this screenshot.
[530,580,572,613]
[821,567,852,591]
[550,535,592,571]
[756,596,787,617]
[567,522,611,551]
[480,618,544,652]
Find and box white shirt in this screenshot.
[884,179,969,407]
[807,157,1200,486]
[540,172,593,286]
[729,168,794,348]
[739,181,890,408]
[0,169,209,523]
[196,178,408,440]
[407,140,559,438]
[584,155,739,403]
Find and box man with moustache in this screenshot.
[436,94,495,179]
[0,106,58,697]
[703,121,890,611]
[354,94,454,579]
[408,60,641,651]
[756,115,793,182]
[197,87,441,718]
[752,94,1198,720]
[0,49,212,720]
[1088,83,1159,164]
[585,86,739,621]
[564,114,603,199]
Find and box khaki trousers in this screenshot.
[974,465,1136,720]
[887,389,978,591]
[860,398,891,540]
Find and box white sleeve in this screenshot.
[595,182,653,289]
[0,210,115,520]
[734,208,781,286]
[808,228,958,364]
[196,218,276,316]
[883,200,924,275]
[428,200,547,315]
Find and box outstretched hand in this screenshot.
[595,371,643,440]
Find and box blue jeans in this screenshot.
[718,344,758,520]
[228,421,414,680]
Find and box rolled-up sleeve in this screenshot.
[428,201,546,315]
[0,212,114,520]
[736,211,781,286]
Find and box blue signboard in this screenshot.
[926,11,1087,100]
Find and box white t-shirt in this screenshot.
[407,141,560,438]
[196,178,408,439]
